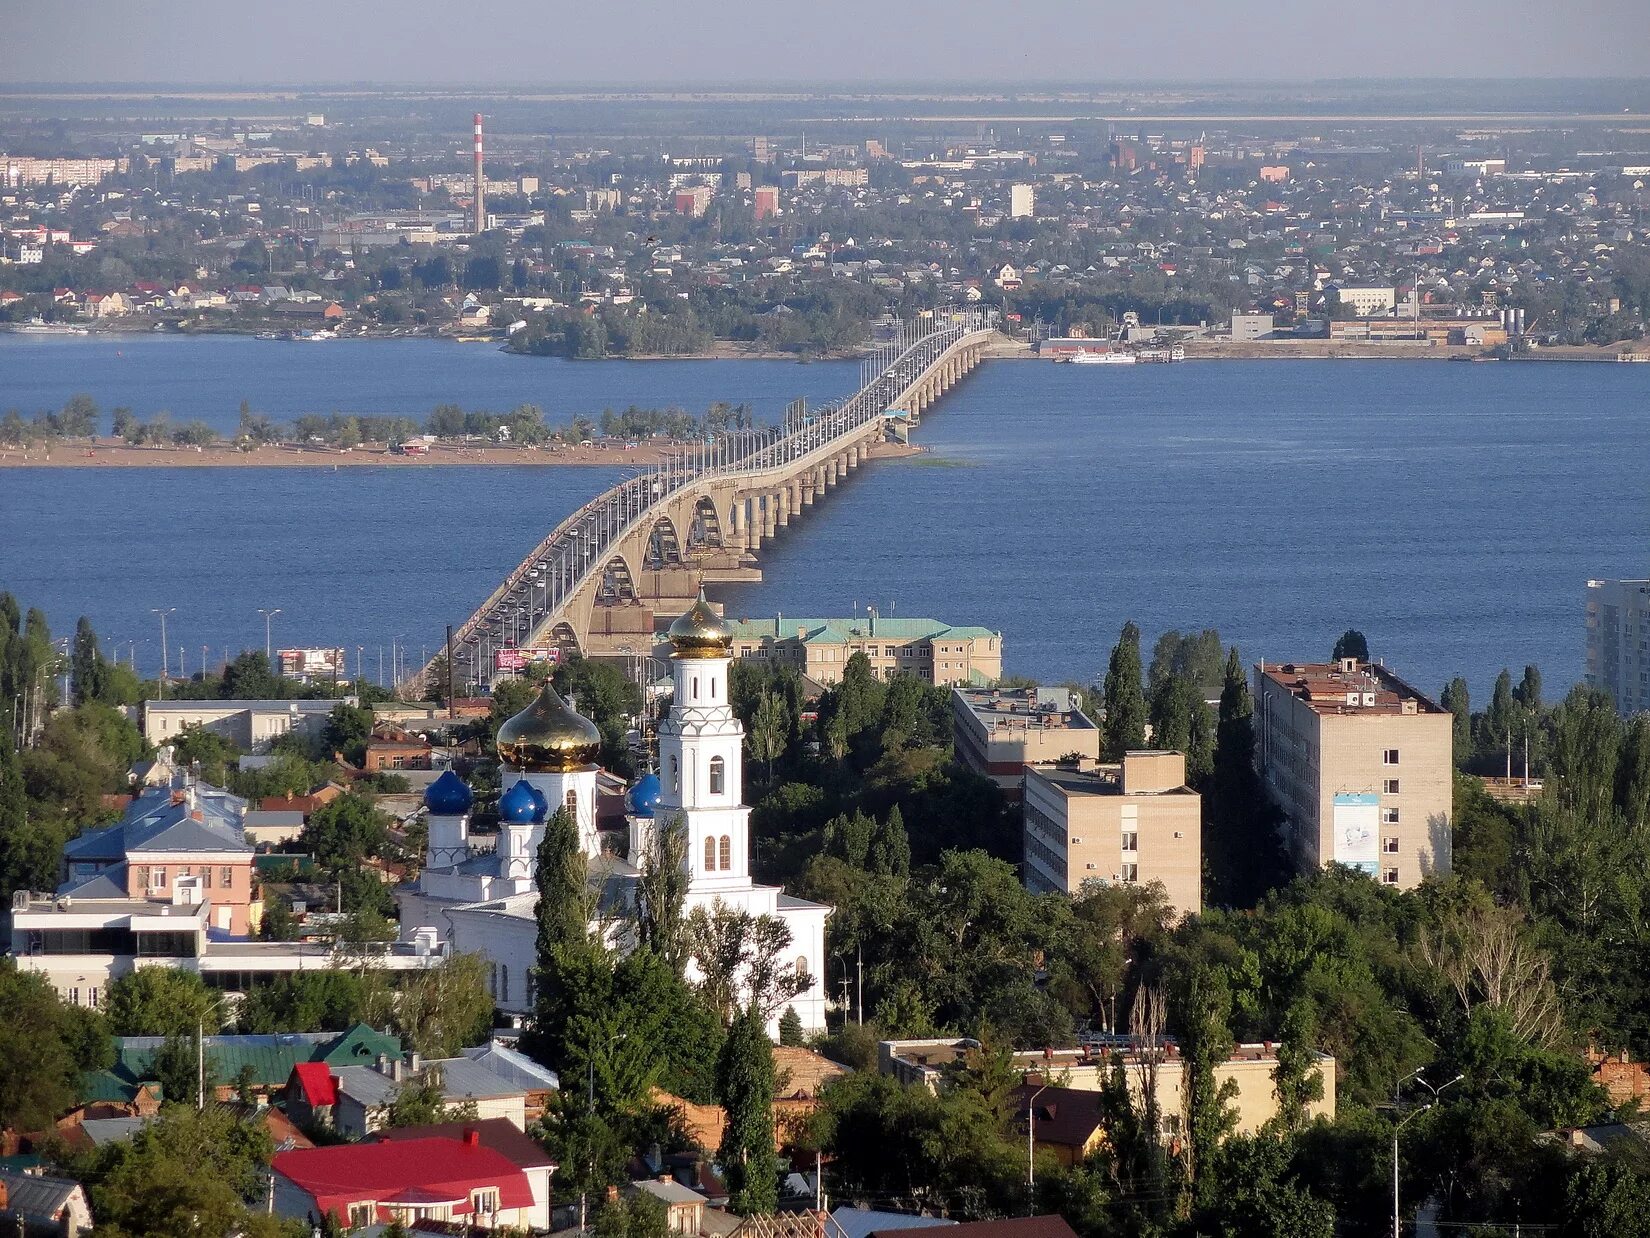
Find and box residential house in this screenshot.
[329,1053,541,1138]
[376,1118,555,1231]
[627,1179,708,1234]
[1013,1083,1107,1167]
[0,1168,94,1237]
[272,1134,536,1230]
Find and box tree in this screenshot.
[1174,957,1240,1215]
[1331,629,1370,662]
[152,1031,209,1107]
[389,952,496,1058]
[71,615,109,705]
[1514,665,1543,713]
[382,1066,479,1127]
[635,812,690,973]
[868,805,911,878]
[750,689,788,785]
[686,905,808,1025]
[299,791,388,870]
[1102,621,1147,759]
[535,806,591,968]
[0,960,113,1131]
[321,701,373,762]
[221,650,285,700]
[777,1006,805,1047]
[104,967,218,1037]
[717,1007,778,1215]
[1441,677,1473,765]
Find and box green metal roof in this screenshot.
[85,1023,401,1100]
[726,617,998,645]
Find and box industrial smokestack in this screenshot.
[473,112,486,235]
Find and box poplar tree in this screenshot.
[716,1007,778,1215]
[71,616,108,706]
[1102,621,1147,759]
[533,806,589,967]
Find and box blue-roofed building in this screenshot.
[831,1208,957,1238]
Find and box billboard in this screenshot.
[277,647,346,679]
[494,647,561,673]
[1331,792,1380,876]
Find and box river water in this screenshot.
[2,334,1646,698]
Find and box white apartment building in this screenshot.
[1009,183,1035,218]
[1587,578,1650,716]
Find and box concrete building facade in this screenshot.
[143,698,345,753]
[1586,578,1650,716]
[1022,752,1202,918]
[1009,183,1035,218]
[1253,659,1452,889]
[726,614,1002,686]
[952,686,1101,800]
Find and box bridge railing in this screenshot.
[432,308,995,683]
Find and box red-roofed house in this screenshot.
[272,1133,534,1230]
[285,1062,339,1128]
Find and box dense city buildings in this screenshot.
[727,614,1002,686]
[1021,751,1202,918]
[1253,658,1453,889]
[951,685,1102,800]
[1586,577,1650,716]
[141,697,345,751]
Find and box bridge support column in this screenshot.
[777,488,790,529]
[762,494,777,538]
[730,496,747,548]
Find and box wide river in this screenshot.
[2,333,1646,699]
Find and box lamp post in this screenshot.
[150,608,175,698]
[1390,1072,1461,1237]
[1026,1080,1051,1201]
[197,993,229,1111]
[257,608,281,660]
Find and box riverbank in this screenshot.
[0,436,924,469]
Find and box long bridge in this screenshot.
[425,308,1000,690]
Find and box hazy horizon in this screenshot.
[6,0,1647,86]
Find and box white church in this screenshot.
[396,592,830,1034]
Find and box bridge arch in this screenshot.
[687,495,725,550]
[597,554,639,604]
[644,516,684,569]
[549,621,582,657]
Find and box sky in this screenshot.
[4,0,1647,85]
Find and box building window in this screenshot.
[671,756,680,792]
[500,965,509,1004]
[1122,831,1138,852]
[692,676,699,701]
[1120,863,1139,883]
[1381,868,1400,886]
[1382,807,1400,825]
[87,987,98,1009]
[709,756,725,795]
[704,836,716,872]
[221,867,233,887]
[471,1189,500,1218]
[1383,749,1400,765]
[1383,779,1400,795]
[151,868,166,890]
[719,835,732,871]
[1384,836,1400,854]
[795,956,808,981]
[565,788,578,817]
[67,987,80,1006]
[202,867,213,889]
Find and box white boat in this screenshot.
[11,319,89,335]
[1069,348,1137,365]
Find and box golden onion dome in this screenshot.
[667,587,733,658]
[496,681,602,773]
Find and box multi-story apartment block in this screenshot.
[1253,658,1452,889]
[1586,578,1650,716]
[1022,751,1201,918]
[1009,183,1035,218]
[727,615,1001,687]
[1,155,127,188]
[143,697,345,752]
[952,686,1101,801]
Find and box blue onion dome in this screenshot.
[423,770,474,816]
[528,782,550,821]
[627,772,662,819]
[497,779,543,825]
[667,586,732,657]
[496,681,602,772]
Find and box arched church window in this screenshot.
[795,956,808,981]
[671,755,680,792]
[711,677,717,700]
[719,835,732,871]
[709,756,725,796]
[704,836,716,872]
[692,676,700,701]
[565,788,577,817]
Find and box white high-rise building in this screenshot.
[1587,578,1650,716]
[396,593,830,1035]
[1009,183,1035,218]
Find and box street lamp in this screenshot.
[196,993,230,1111]
[1390,1072,1462,1237]
[1026,1080,1052,1197]
[257,608,282,660]
[150,608,175,698]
